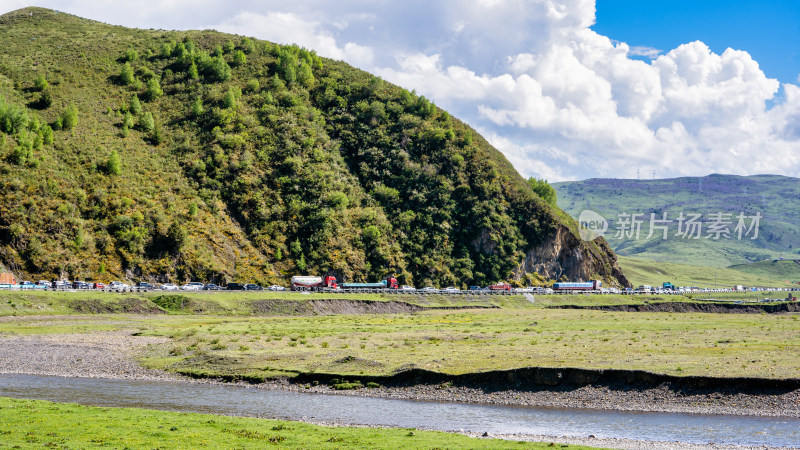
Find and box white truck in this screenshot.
[290,275,338,291]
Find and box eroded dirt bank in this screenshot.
[554,301,800,314]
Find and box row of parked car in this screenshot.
[25,280,272,291]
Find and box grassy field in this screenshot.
[0,397,582,449]
[1,303,798,380]
[1,291,797,380]
[618,256,796,289]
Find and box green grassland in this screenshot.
[135,309,800,380]
[1,292,798,380]
[618,256,799,289]
[0,397,580,449]
[728,259,800,282]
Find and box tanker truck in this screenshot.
[290,275,338,291]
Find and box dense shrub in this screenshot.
[129,94,142,115]
[107,150,121,175]
[119,62,135,85]
[144,78,163,101]
[33,74,48,91]
[60,104,78,130]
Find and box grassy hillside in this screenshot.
[0,8,622,288]
[727,259,800,283]
[618,256,799,289]
[554,174,800,267]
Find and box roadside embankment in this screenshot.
[554,301,800,314]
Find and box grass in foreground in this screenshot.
[0,397,592,449]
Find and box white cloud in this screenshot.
[367,4,800,182]
[628,46,662,58]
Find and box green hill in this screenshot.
[0,7,627,287]
[618,256,799,289]
[554,174,800,268]
[727,259,800,283]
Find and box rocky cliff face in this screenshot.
[513,225,630,287]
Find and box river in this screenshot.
[0,374,798,447]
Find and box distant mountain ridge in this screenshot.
[554,174,800,267]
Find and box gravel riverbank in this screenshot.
[0,331,180,381]
[0,330,797,449]
[273,379,800,418]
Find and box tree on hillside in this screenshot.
[165,221,187,254]
[188,62,199,81]
[124,49,138,62]
[122,112,134,130]
[204,56,231,82]
[241,37,255,54]
[150,122,163,145]
[191,97,204,117]
[232,50,246,67]
[222,88,238,109]
[60,104,78,130]
[129,94,142,115]
[144,77,163,101]
[107,150,121,175]
[528,178,557,206]
[41,125,53,145]
[33,74,48,91]
[138,111,154,132]
[119,63,135,85]
[159,42,172,59]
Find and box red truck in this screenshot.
[290,275,338,291]
[489,282,511,291]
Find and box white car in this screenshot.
[109,281,129,290]
[181,282,204,290]
[399,285,416,291]
[420,286,438,293]
[441,287,459,293]
[160,283,178,291]
[269,285,286,291]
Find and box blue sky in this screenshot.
[2,0,800,182]
[593,0,800,84]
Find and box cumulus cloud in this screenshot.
[365,2,800,181]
